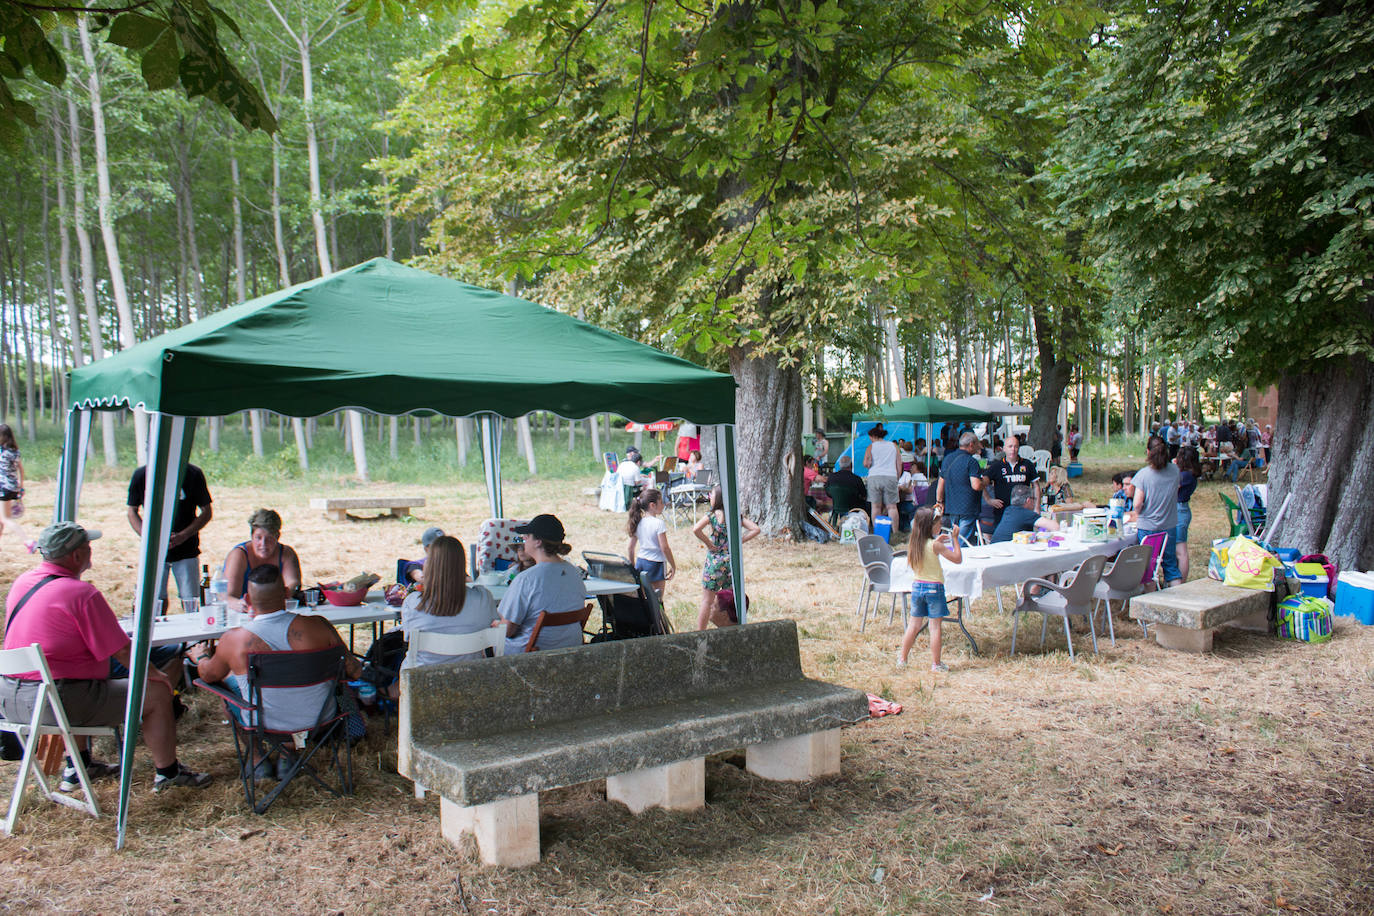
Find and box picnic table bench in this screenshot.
[1129,577,1277,652]
[398,620,869,866]
[309,495,424,522]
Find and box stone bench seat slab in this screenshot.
[1129,577,1276,652]
[407,679,864,807]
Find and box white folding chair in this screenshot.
[401,628,505,799]
[1,644,119,835]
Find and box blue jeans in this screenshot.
[952,515,979,544]
[908,582,950,619]
[1175,503,1192,543]
[1138,528,1181,584]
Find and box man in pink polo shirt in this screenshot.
[0,521,210,793]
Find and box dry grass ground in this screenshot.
[1,464,1372,915]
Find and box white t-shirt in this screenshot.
[635,515,668,561]
[867,439,899,477]
[615,459,642,486]
[400,586,499,669]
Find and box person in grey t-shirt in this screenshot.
[1130,436,1183,586]
[499,514,588,653]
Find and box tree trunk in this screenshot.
[1026,300,1077,453]
[293,418,309,470]
[730,345,804,537]
[62,53,117,465]
[79,20,146,463]
[250,410,264,457]
[270,136,291,286]
[52,111,82,372]
[518,416,536,474]
[1268,357,1374,569]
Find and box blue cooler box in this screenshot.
[872,515,892,544]
[1334,572,1374,625]
[1296,573,1329,599]
[1274,547,1302,564]
[1066,462,1083,478]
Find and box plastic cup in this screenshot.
[284,599,299,611]
[181,597,200,616]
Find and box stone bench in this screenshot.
[398,620,869,866]
[1129,577,1278,652]
[309,495,424,522]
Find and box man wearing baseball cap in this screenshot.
[0,521,211,793]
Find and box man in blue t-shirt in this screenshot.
[934,431,987,544]
[991,485,1059,543]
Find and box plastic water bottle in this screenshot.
[357,681,377,707]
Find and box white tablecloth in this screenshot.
[122,599,401,647]
[891,535,1134,603]
[478,575,641,602]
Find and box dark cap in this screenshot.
[513,513,565,543]
[420,526,445,548]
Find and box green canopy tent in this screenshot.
[845,395,993,469]
[57,258,742,847]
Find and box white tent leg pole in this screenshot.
[116,414,196,850]
[715,424,746,624]
[54,407,92,523]
[480,414,503,519]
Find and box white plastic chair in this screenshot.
[1,644,119,835]
[1091,544,1152,646]
[402,628,506,799]
[1010,555,1108,660]
[856,535,907,632]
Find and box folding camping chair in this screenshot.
[584,553,672,641]
[195,647,354,815]
[1,644,120,836]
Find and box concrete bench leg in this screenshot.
[390,507,410,518]
[746,730,841,782]
[325,508,348,522]
[606,759,705,814]
[1152,623,1213,653]
[441,794,540,867]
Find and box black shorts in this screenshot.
[0,490,19,501]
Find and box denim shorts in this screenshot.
[1175,502,1192,543]
[634,558,668,582]
[908,582,949,619]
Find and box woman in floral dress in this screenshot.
[692,486,760,629]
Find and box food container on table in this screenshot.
[1013,531,1033,545]
[321,585,369,607]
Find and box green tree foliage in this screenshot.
[381,0,1101,530]
[0,0,276,146]
[1048,0,1373,385]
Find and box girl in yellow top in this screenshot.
[898,507,963,672]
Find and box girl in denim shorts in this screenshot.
[898,508,963,672]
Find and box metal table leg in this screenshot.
[908,596,980,656]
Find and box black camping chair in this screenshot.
[583,553,672,641]
[196,647,355,815]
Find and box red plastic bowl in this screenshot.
[322,585,369,607]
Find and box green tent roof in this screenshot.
[853,394,992,424]
[68,258,736,424]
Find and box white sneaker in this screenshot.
[931,663,949,673]
[895,655,908,668]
